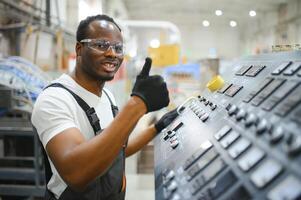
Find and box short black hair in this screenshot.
[76,14,122,42]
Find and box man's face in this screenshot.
[79,20,124,81]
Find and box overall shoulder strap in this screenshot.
[102,89,127,148]
[102,89,119,117]
[45,83,101,134]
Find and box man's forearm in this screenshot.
[125,125,157,157]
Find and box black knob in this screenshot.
[228,105,238,116]
[285,132,294,145]
[284,133,301,156]
[256,119,271,134]
[245,113,257,127]
[236,109,246,121]
[268,126,284,144]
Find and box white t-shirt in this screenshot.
[31,74,116,198]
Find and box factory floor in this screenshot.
[125,154,155,200]
[125,116,155,200]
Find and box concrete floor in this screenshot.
[124,116,156,200]
[125,152,155,200]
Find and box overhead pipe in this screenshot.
[117,20,181,43]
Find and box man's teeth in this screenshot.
[104,63,114,68]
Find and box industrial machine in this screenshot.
[154,51,301,200]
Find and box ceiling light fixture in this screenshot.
[215,10,223,16]
[230,20,237,27]
[249,10,256,17]
[202,20,210,27]
[150,39,160,48]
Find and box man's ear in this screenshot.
[75,42,82,57]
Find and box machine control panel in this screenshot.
[154,51,301,200]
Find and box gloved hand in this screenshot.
[131,57,169,112]
[155,109,179,133]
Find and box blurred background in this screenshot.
[0,0,300,199]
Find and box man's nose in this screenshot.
[104,46,117,57]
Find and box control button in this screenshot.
[225,103,232,111]
[196,110,205,118]
[291,106,301,124]
[163,188,172,199]
[228,104,238,116]
[166,180,178,192]
[244,113,258,127]
[235,65,252,76]
[250,159,283,188]
[165,170,175,182]
[251,78,285,107]
[245,65,266,77]
[196,190,210,200]
[225,186,251,200]
[235,109,246,121]
[218,83,232,93]
[198,95,205,102]
[284,133,301,156]
[204,99,210,106]
[225,84,243,97]
[184,141,213,170]
[206,75,225,92]
[256,119,272,134]
[170,140,179,149]
[228,138,251,159]
[271,61,292,75]
[172,122,184,132]
[220,131,240,149]
[162,169,175,186]
[186,148,218,181]
[170,135,178,142]
[200,113,209,122]
[168,131,176,138]
[210,103,217,111]
[214,125,232,141]
[283,61,301,76]
[202,158,225,182]
[268,126,285,144]
[237,147,265,172]
[261,80,299,111]
[163,131,169,140]
[243,77,274,103]
[190,105,197,112]
[267,176,301,200]
[190,177,205,195]
[208,170,237,199]
[275,85,301,117]
[170,193,181,200]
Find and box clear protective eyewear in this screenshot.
[80,39,124,56]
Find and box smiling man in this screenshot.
[31,15,178,200]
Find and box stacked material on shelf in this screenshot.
[0,56,50,114]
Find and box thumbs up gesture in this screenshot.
[131,57,170,112]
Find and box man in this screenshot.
[32,14,178,200]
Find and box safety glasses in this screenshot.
[80,39,124,56]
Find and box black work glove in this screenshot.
[155,109,179,133]
[131,57,170,112]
